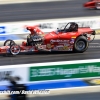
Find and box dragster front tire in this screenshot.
[9,44,20,55]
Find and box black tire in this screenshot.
[73,36,89,53]
[9,44,20,55]
[4,39,15,46]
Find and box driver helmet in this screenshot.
[69,22,78,31]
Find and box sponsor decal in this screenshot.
[63,43,70,46]
[70,39,75,44]
[46,44,54,49]
[0,26,6,34]
[53,45,69,51]
[57,46,65,51]
[23,47,33,51]
[30,64,100,81]
[40,34,45,37]
[50,39,69,43]
[38,45,46,49]
[63,46,68,50]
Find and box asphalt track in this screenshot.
[2,92,100,100]
[28,92,100,100]
[0,0,100,22]
[0,0,100,66]
[0,1,100,100]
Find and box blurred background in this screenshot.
[0,0,100,100]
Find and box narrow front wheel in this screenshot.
[10,44,20,55]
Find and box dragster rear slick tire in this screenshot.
[73,36,89,53]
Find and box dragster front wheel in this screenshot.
[9,44,20,55]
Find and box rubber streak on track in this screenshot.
[0,0,100,22]
[0,40,99,66]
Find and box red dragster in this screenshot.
[84,0,100,9]
[0,22,96,56]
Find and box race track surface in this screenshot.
[0,1,100,100]
[0,40,100,66]
[0,0,100,22]
[0,0,100,65]
[2,92,100,100]
[28,92,100,100]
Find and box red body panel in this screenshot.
[0,25,95,54]
[0,46,9,53]
[44,27,93,43]
[83,0,100,8]
[26,25,44,35]
[42,27,93,51]
[0,45,38,54]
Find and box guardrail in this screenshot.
[0,59,100,91]
[0,16,100,41]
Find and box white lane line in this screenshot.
[90,43,100,44]
[89,46,100,47]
